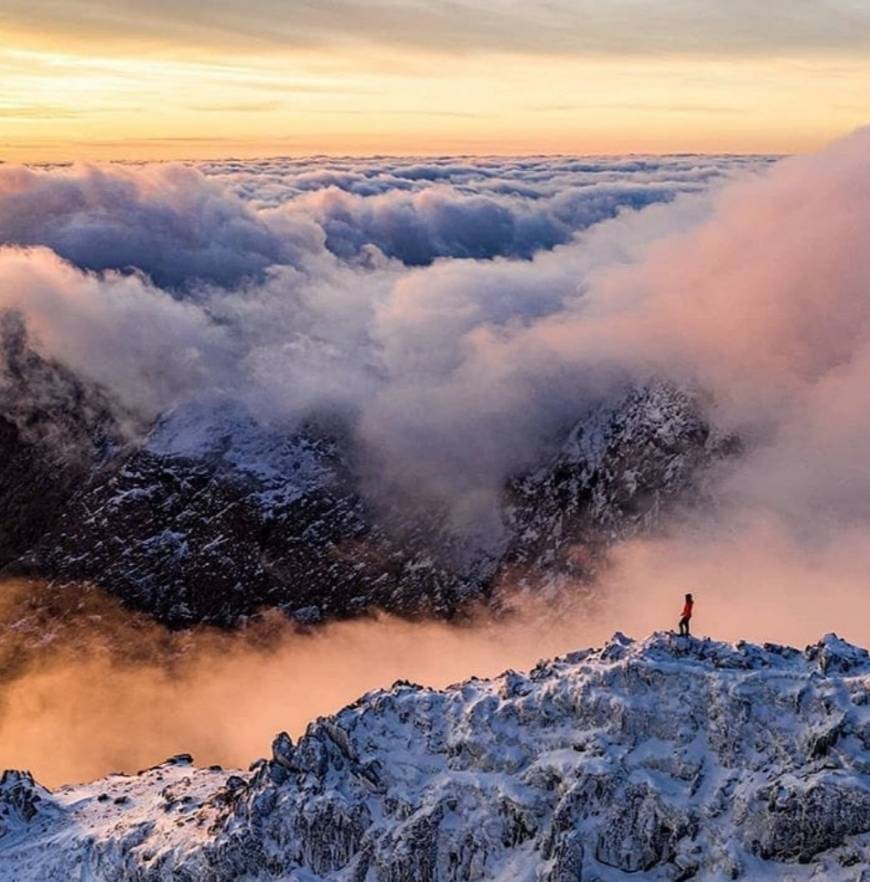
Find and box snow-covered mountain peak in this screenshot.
[587,629,870,674]
[3,632,869,881]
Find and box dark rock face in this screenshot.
[0,771,57,838]
[15,403,490,626]
[1,326,733,626]
[0,313,123,569]
[23,423,371,626]
[4,634,869,880]
[745,778,870,863]
[502,384,736,593]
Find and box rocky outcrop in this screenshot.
[3,633,869,880]
[1,325,733,626]
[0,771,59,839]
[501,383,736,594]
[0,313,124,569]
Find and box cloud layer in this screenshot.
[3,140,868,526]
[0,155,752,287]
[2,133,870,633]
[1,153,747,511]
[0,164,315,289]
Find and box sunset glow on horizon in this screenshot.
[2,1,869,161]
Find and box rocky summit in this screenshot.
[2,633,869,881]
[0,322,733,627]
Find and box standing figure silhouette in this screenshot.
[678,593,694,637]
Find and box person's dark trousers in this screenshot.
[678,617,690,636]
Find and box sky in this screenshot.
[1,0,869,160]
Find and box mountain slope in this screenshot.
[501,384,736,597]
[2,328,734,625]
[0,313,124,570]
[14,398,493,626]
[2,633,868,881]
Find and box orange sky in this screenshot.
[1,2,869,160]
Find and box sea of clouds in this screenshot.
[2,138,870,611]
[0,153,767,513]
[3,137,870,551]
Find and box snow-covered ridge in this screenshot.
[145,397,335,506]
[3,633,869,881]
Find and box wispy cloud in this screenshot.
[0,104,80,119]
[529,102,748,116]
[187,100,285,113]
[3,0,870,59]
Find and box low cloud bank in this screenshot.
[0,155,748,288]
[0,156,724,512]
[0,164,319,289]
[0,581,594,787]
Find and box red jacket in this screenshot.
[681,600,693,618]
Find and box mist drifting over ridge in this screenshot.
[0,152,762,510]
[2,133,870,620]
[2,138,870,535]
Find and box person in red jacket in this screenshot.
[678,593,694,637]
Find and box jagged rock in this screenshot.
[594,782,690,872]
[807,633,870,675]
[0,313,125,569]
[271,732,295,769]
[1,330,734,626]
[0,770,60,839]
[502,384,736,594]
[3,633,869,880]
[743,776,870,863]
